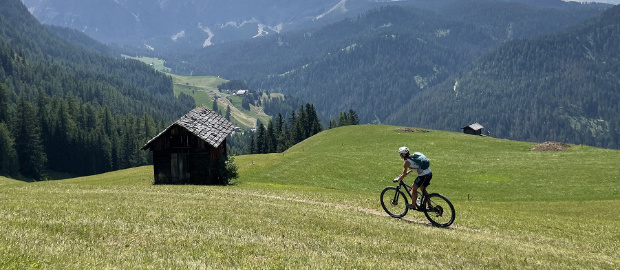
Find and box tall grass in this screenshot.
[1,125,618,269]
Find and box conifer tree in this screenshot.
[274,113,287,152]
[0,122,18,176]
[266,119,276,153]
[212,96,219,114]
[15,94,47,180]
[349,109,360,125]
[249,133,256,154]
[257,123,266,154]
[0,83,9,123]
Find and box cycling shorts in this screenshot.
[413,173,432,188]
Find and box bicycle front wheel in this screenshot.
[380,187,409,218]
[423,193,455,227]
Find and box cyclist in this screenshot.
[394,146,432,210]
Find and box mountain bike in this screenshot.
[380,178,455,227]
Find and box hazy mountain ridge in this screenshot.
[158,0,618,149]
[21,0,394,51]
[161,1,608,123]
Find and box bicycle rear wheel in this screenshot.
[423,193,455,227]
[380,187,409,218]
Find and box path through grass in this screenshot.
[1,125,618,269]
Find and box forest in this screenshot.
[0,0,194,179]
[388,4,620,149]
[160,1,618,149]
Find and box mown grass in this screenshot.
[169,74,226,106]
[1,125,618,269]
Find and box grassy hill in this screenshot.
[1,125,618,269]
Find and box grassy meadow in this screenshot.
[114,56,274,128]
[1,125,618,269]
[121,55,171,72]
[168,73,271,128]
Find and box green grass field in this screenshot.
[121,55,171,72]
[1,125,618,269]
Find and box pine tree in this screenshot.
[257,123,266,154]
[15,94,47,180]
[0,122,18,176]
[307,104,322,135]
[338,112,350,126]
[0,83,9,123]
[349,109,360,125]
[266,119,276,153]
[249,133,256,154]
[212,96,219,114]
[274,113,287,152]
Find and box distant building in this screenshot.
[462,122,484,135]
[142,107,235,185]
[235,90,248,96]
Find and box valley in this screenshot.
[2,1,619,267]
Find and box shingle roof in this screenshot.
[462,122,484,131]
[142,107,235,150]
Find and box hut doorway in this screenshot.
[171,152,189,182]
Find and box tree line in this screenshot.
[225,102,359,156]
[0,3,195,180]
[249,103,322,154]
[0,82,172,179]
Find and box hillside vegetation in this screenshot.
[0,0,195,179]
[165,1,606,120]
[391,4,620,150]
[1,125,618,268]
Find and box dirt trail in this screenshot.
[223,189,463,229]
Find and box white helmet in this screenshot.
[398,146,410,155]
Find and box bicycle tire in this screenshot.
[380,186,409,218]
[423,193,455,227]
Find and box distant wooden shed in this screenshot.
[462,122,484,135]
[142,107,234,185]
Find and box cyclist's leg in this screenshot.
[410,185,419,208]
[410,176,422,209]
[420,173,432,208]
[420,186,430,208]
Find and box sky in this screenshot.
[564,0,620,4]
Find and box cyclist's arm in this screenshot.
[396,160,411,182]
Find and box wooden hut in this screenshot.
[142,107,235,185]
[462,122,484,135]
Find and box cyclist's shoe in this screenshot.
[406,204,416,209]
[392,177,400,183]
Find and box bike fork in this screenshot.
[392,187,401,205]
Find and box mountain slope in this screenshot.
[0,0,195,178]
[21,0,393,51]
[389,4,620,149]
[165,0,608,124]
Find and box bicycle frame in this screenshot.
[394,180,429,210]
[382,178,456,227]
